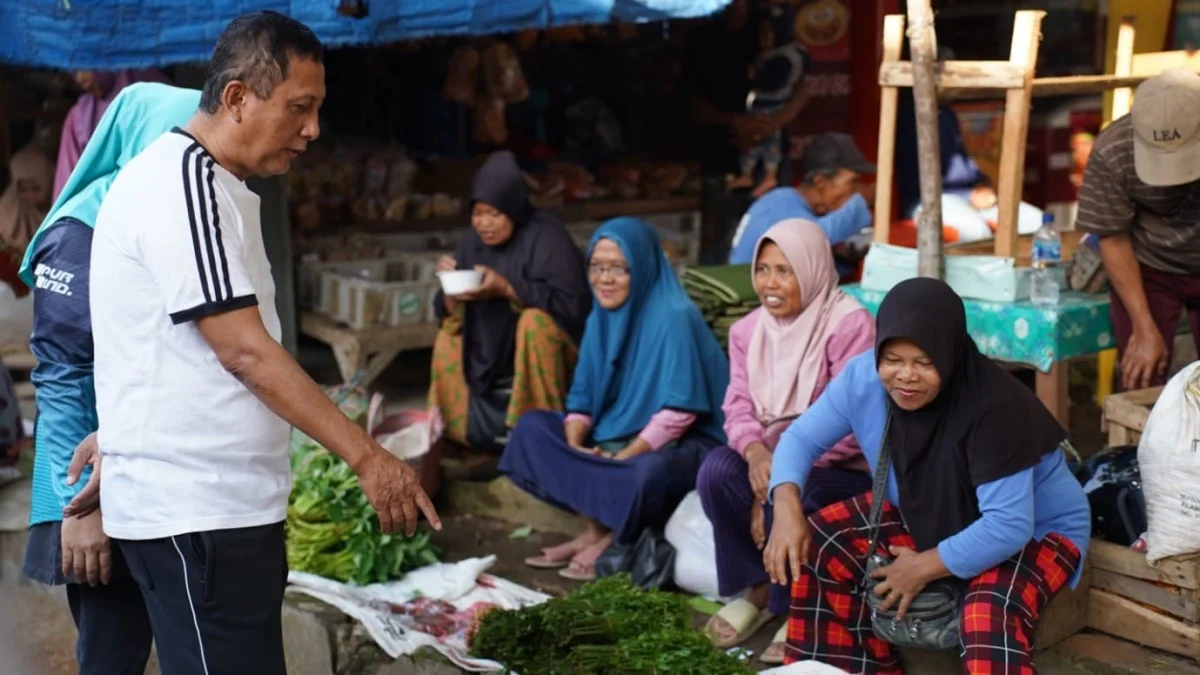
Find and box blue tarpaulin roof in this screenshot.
[0,0,730,70]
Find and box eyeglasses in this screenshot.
[588,263,630,280]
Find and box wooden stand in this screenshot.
[1101,385,1162,447]
[1088,540,1200,661]
[299,311,438,386]
[1088,386,1200,660]
[873,10,1045,258]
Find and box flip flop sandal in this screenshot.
[523,554,569,570]
[703,598,774,649]
[557,562,597,582]
[759,623,788,664]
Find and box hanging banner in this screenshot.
[782,0,853,152]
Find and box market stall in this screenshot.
[861,12,1200,427]
[287,28,708,368]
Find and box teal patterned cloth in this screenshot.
[843,284,1114,373]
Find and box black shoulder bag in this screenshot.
[861,413,965,651]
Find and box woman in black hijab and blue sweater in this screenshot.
[430,151,592,452]
[763,278,1090,673]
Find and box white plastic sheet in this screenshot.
[287,556,549,672]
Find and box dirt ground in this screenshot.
[0,584,79,675]
[428,513,784,668]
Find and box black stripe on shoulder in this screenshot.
[181,142,213,304]
[195,155,224,302]
[169,294,258,325]
[204,159,235,300]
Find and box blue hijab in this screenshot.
[19,82,200,286]
[567,218,729,444]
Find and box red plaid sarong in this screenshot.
[785,492,1081,674]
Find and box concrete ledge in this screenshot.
[441,476,579,536]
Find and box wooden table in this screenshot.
[299,311,439,387]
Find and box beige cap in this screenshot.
[1132,69,1200,186]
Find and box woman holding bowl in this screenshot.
[430,151,591,453]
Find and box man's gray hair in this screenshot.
[199,10,323,114]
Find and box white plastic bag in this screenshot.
[1137,361,1200,564]
[664,490,723,599]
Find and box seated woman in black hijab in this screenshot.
[763,278,1090,673]
[430,151,591,453]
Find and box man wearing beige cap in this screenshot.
[1077,68,1200,390]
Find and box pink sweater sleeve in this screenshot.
[721,312,767,456]
[812,309,876,468]
[637,409,698,450]
[564,413,591,426]
[567,409,695,451]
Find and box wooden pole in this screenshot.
[872,15,907,246]
[993,11,1044,259]
[1110,17,1137,120]
[905,0,943,278]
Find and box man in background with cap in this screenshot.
[1077,68,1200,390]
[728,132,876,265]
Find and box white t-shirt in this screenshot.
[90,129,291,540]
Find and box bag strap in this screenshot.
[864,411,893,560]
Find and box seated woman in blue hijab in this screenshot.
[500,218,730,582]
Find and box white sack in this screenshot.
[1138,361,1200,564]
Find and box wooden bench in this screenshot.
[299,310,438,387]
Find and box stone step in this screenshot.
[439,475,579,536]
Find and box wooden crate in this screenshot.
[1102,386,1163,447]
[1087,539,1200,660]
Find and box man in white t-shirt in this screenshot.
[86,12,440,674]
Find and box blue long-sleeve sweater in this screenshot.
[769,351,1091,586]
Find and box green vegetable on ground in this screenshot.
[469,574,752,674]
[287,432,438,585]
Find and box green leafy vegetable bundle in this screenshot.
[469,575,752,674]
[287,436,438,585]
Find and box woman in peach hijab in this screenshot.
[696,219,874,662]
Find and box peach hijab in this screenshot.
[745,219,862,428]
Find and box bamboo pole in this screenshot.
[1111,17,1137,119]
[993,10,1043,259]
[905,0,943,278]
[872,15,907,245]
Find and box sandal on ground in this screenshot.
[703,598,774,649]
[524,553,570,569]
[557,538,608,581]
[557,560,597,582]
[524,540,587,569]
[759,623,788,664]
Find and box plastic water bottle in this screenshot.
[1030,213,1061,306]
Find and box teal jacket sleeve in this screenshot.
[28,219,96,516]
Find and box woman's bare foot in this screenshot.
[560,532,613,581]
[525,529,603,568]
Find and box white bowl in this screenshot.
[437,269,484,295]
